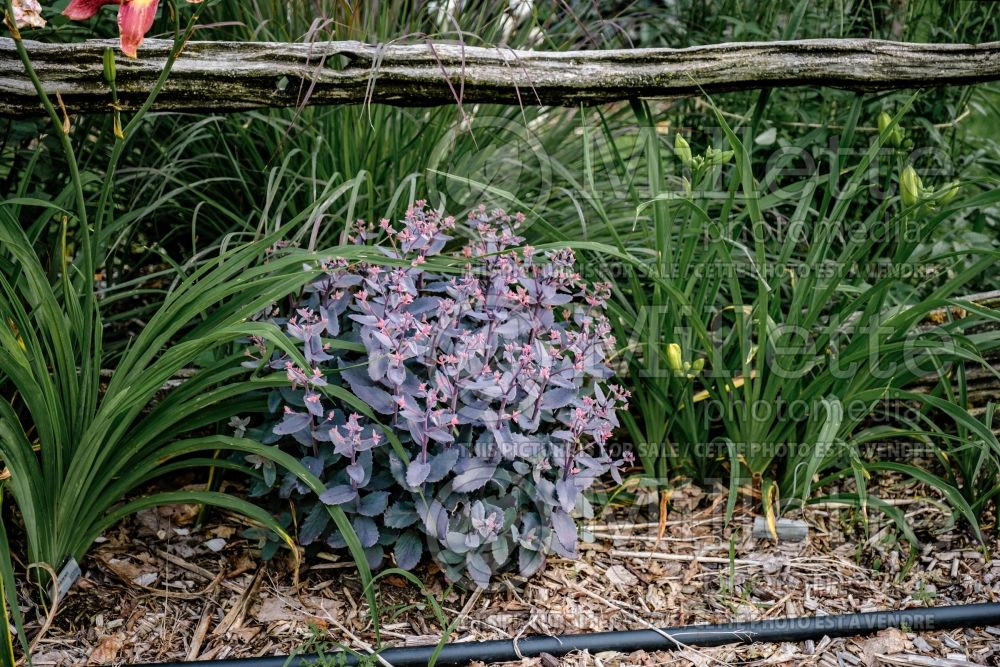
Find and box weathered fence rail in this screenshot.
[2,37,999,116]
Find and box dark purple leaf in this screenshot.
[540,387,578,410]
[491,536,511,566]
[320,306,341,337]
[451,459,497,492]
[341,366,394,414]
[273,411,311,435]
[555,479,576,513]
[544,292,573,306]
[319,484,358,506]
[426,448,460,483]
[406,418,427,446]
[363,545,384,570]
[332,273,363,289]
[445,531,471,554]
[387,453,408,489]
[262,461,277,488]
[418,499,447,539]
[551,509,577,555]
[368,354,388,383]
[466,552,493,588]
[386,361,406,387]
[404,297,440,316]
[426,427,455,444]
[406,460,431,487]
[303,393,325,417]
[305,336,333,363]
[385,501,419,529]
[299,503,329,546]
[290,428,314,448]
[346,462,365,485]
[358,491,390,517]
[351,516,379,548]
[300,456,324,477]
[394,531,423,570]
[519,545,546,578]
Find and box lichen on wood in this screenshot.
[1,37,999,116]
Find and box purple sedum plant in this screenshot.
[248,203,629,586]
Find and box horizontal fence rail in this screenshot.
[2,38,1000,116]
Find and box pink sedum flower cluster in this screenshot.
[252,203,629,586]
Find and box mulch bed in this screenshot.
[18,480,1000,667]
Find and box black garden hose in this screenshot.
[132,602,1000,667]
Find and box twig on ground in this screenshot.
[611,550,761,566]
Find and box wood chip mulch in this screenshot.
[16,481,1000,667]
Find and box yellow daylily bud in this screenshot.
[878,111,903,148]
[701,146,734,166]
[878,111,904,147]
[674,134,692,166]
[877,111,892,136]
[690,358,705,372]
[666,343,683,373]
[900,166,923,207]
[936,181,960,205]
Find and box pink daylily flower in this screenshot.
[63,0,200,58]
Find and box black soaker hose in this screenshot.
[134,602,1000,667]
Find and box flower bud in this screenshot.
[712,149,734,165]
[876,111,892,141]
[877,112,904,148]
[936,181,960,205]
[674,134,692,166]
[666,343,683,373]
[877,111,891,135]
[900,166,923,207]
[102,48,117,85]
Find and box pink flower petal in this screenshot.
[117,0,159,58]
[63,0,119,20]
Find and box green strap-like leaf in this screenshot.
[0,484,31,667]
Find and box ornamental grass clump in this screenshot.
[250,203,629,586]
